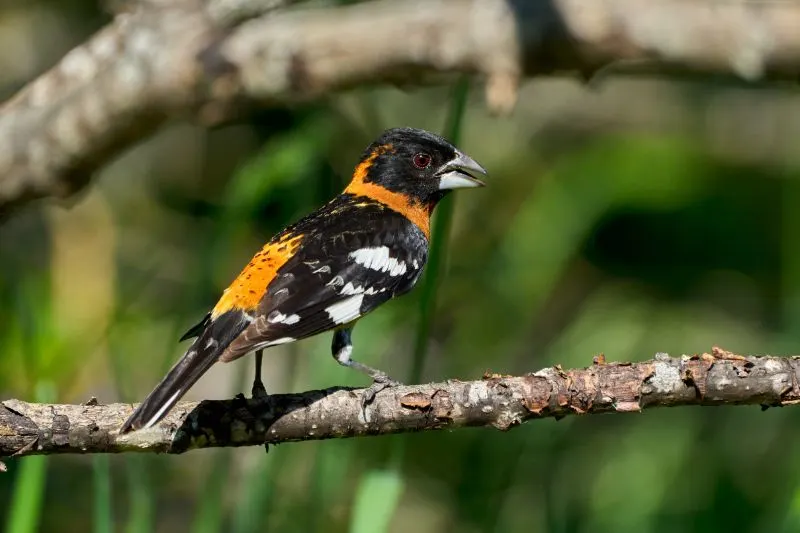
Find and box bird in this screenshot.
[119,127,487,433]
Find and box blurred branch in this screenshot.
[2,0,800,216]
[0,347,798,459]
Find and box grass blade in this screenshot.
[191,451,234,533]
[93,455,113,533]
[409,77,471,383]
[5,456,48,533]
[348,470,405,533]
[5,382,56,533]
[231,457,275,533]
[125,456,154,533]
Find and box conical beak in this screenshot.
[436,150,487,190]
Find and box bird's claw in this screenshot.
[251,380,272,455]
[251,380,269,401]
[361,374,402,407]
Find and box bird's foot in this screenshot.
[251,379,269,401]
[250,379,275,418]
[362,373,403,408]
[250,379,273,454]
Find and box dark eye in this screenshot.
[412,152,432,169]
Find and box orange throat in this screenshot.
[344,149,432,238]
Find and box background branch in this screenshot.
[1,347,796,459]
[1,0,799,217]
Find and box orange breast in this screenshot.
[211,233,303,318]
[345,145,432,238]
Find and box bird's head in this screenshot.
[346,127,487,208]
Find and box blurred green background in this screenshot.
[3,2,800,532]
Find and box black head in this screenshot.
[354,127,487,206]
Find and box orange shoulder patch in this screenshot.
[345,144,432,238]
[211,233,303,318]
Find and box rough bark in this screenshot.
[1,0,800,216]
[1,347,797,462]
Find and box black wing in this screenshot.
[220,204,427,361]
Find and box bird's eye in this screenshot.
[412,152,432,169]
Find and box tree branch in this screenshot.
[1,0,800,216]
[1,347,797,460]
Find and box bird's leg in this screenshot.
[251,349,273,454]
[251,349,269,400]
[331,328,402,406]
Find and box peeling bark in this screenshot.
[1,348,797,458]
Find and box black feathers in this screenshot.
[361,128,460,203]
[179,313,211,342]
[119,310,251,432]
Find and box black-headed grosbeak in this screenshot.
[120,127,487,433]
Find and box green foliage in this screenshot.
[349,470,405,533]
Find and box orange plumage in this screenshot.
[211,234,303,318]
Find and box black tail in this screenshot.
[120,311,249,433]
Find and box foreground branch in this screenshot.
[2,0,800,216]
[1,347,798,459]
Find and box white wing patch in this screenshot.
[282,314,300,325]
[350,246,389,269]
[349,247,407,276]
[340,281,383,296]
[325,293,365,324]
[267,312,301,325]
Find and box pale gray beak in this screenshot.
[436,151,487,190]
